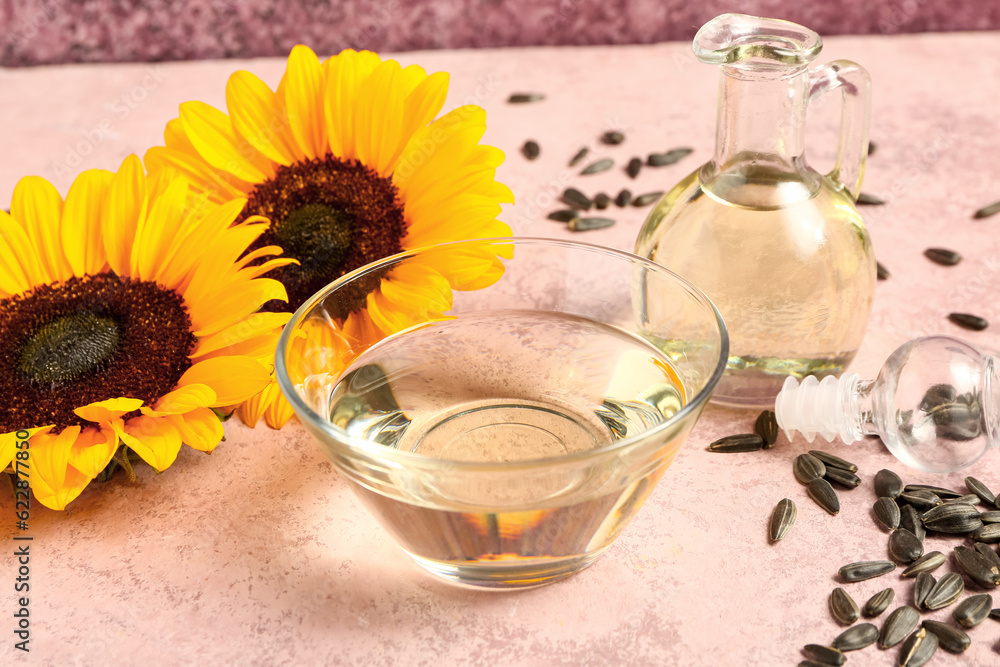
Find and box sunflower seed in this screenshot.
[831,622,878,651]
[981,511,1000,523]
[581,158,613,175]
[840,560,896,583]
[948,312,989,331]
[797,662,836,667]
[547,209,578,222]
[864,587,896,618]
[953,593,992,628]
[593,193,611,210]
[899,628,939,667]
[614,189,631,207]
[990,608,1000,621]
[875,469,903,499]
[825,467,862,489]
[626,157,641,179]
[974,200,1000,219]
[706,433,763,452]
[601,130,624,145]
[647,148,692,166]
[569,147,589,167]
[973,524,1000,543]
[944,494,981,506]
[569,217,615,232]
[914,572,936,609]
[900,505,926,541]
[809,478,840,515]
[966,476,997,507]
[856,192,885,205]
[521,140,540,160]
[632,191,664,206]
[794,453,826,484]
[754,410,778,447]
[921,620,971,654]
[507,93,544,103]
[561,188,592,210]
[802,644,846,666]
[876,261,890,280]
[874,497,901,530]
[974,542,1000,570]
[925,572,965,610]
[924,247,962,266]
[769,498,796,542]
[830,587,860,625]
[890,529,924,564]
[868,141,877,155]
[902,551,946,578]
[901,490,943,510]
[809,450,858,473]
[879,605,921,649]
[905,484,962,499]
[954,545,1000,588]
[923,503,982,534]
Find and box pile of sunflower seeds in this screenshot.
[797,473,1000,666]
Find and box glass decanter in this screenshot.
[776,336,999,474]
[635,13,876,408]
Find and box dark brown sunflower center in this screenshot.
[239,154,406,314]
[19,313,120,384]
[0,273,196,432]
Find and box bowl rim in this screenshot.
[275,236,729,470]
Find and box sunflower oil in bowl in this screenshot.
[301,309,690,587]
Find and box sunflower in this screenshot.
[144,45,514,429]
[0,155,294,509]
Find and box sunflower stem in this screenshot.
[113,448,137,483]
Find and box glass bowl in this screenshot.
[276,238,728,589]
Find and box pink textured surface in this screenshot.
[3,33,1000,665]
[4,0,1000,65]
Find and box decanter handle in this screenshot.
[808,60,872,200]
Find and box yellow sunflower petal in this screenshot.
[177,356,272,406]
[390,71,449,172]
[366,289,424,334]
[10,175,72,284]
[283,44,327,160]
[415,243,510,291]
[144,145,252,205]
[141,384,218,416]
[226,70,297,166]
[180,100,275,184]
[379,262,452,313]
[354,59,410,175]
[133,175,188,280]
[0,426,51,473]
[0,211,36,297]
[323,49,383,159]
[191,311,291,358]
[68,425,119,479]
[118,416,182,473]
[153,198,247,292]
[190,277,288,338]
[236,384,270,428]
[263,389,296,429]
[61,168,114,276]
[103,155,148,276]
[182,221,271,307]
[74,397,145,425]
[167,408,224,452]
[29,426,92,511]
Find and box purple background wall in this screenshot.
[3,0,1000,66]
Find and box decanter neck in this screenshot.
[705,65,810,180]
